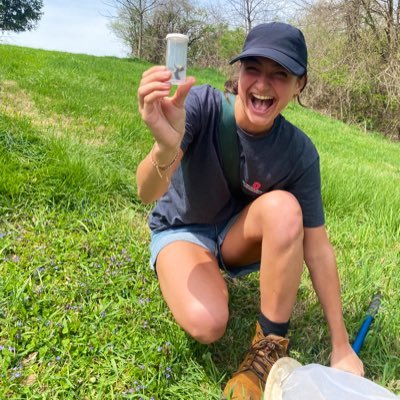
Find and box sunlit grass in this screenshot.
[0,44,399,398]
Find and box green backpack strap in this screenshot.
[218,91,244,200]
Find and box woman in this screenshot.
[136,22,364,400]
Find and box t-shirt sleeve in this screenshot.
[289,157,325,228]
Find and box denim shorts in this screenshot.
[149,214,260,278]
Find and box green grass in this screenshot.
[1,44,399,398]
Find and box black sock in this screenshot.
[258,313,290,337]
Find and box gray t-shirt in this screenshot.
[149,85,325,232]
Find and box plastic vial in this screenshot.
[166,33,189,85]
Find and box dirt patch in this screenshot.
[0,80,38,119]
[0,80,110,147]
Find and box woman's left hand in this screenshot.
[330,342,364,376]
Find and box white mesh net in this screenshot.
[264,358,399,400]
[281,364,398,400]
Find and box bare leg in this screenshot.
[221,190,304,322]
[156,241,229,344]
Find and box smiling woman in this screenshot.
[233,57,306,134]
[6,0,126,57]
[135,21,364,400]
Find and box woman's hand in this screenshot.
[137,65,195,153]
[330,342,365,376]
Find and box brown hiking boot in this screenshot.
[223,323,289,400]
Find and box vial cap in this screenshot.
[166,33,189,42]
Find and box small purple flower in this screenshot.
[0,345,5,351]
[100,311,106,318]
[0,232,6,239]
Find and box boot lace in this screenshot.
[236,337,287,386]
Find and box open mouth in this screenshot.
[250,93,274,113]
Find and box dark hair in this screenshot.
[224,77,239,95]
[297,74,308,107]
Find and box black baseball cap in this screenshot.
[230,22,308,76]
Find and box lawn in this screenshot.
[0,44,399,399]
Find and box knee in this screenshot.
[256,190,303,245]
[183,304,229,344]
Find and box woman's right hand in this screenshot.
[137,66,195,154]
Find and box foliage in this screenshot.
[223,0,283,33]
[0,44,399,398]
[143,0,211,65]
[218,27,245,62]
[0,0,43,32]
[109,0,161,59]
[295,0,400,139]
[110,0,245,69]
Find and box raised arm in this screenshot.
[303,226,364,376]
[136,66,195,203]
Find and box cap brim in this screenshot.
[229,47,306,76]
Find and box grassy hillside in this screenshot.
[0,44,399,399]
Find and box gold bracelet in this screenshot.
[150,143,179,179]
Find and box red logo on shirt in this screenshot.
[243,180,263,195]
[252,182,261,191]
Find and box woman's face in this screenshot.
[236,57,306,135]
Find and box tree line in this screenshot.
[108,0,279,69]
[294,0,400,140]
